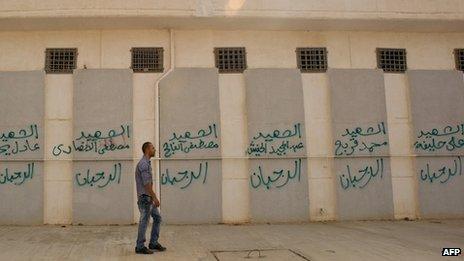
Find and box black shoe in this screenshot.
[148,242,167,252]
[135,246,154,254]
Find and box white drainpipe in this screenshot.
[154,29,175,204]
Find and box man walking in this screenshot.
[135,141,167,254]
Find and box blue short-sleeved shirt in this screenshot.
[135,155,153,197]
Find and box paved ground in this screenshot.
[0,220,462,261]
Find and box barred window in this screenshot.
[296,47,328,72]
[454,49,464,71]
[131,47,164,73]
[376,48,407,73]
[44,48,78,74]
[214,47,247,73]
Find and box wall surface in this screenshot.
[0,71,44,224]
[159,68,222,224]
[0,29,463,224]
[245,69,308,222]
[408,70,464,218]
[2,0,464,31]
[328,69,393,220]
[71,69,134,224]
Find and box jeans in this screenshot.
[136,194,162,250]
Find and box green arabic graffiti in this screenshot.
[246,123,304,157]
[162,124,219,158]
[52,125,130,156]
[334,122,388,156]
[420,156,462,184]
[0,124,40,157]
[414,124,464,152]
[161,161,208,189]
[75,163,122,188]
[250,159,302,190]
[339,158,384,190]
[0,163,35,185]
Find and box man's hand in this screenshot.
[152,197,160,207]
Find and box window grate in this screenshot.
[296,47,328,73]
[376,48,407,73]
[44,48,78,74]
[131,47,164,73]
[214,47,247,73]
[454,49,464,71]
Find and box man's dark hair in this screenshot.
[142,142,152,153]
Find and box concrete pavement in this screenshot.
[0,220,462,261]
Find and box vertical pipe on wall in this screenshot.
[154,29,175,207]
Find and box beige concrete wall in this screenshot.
[0,30,169,224]
[219,74,249,223]
[302,73,337,221]
[2,0,464,17]
[2,1,464,32]
[44,74,73,224]
[1,29,464,223]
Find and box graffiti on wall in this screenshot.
[338,158,384,190]
[334,122,387,156]
[161,161,208,189]
[247,123,305,190]
[162,124,219,158]
[75,163,122,188]
[419,156,462,184]
[414,124,464,185]
[0,124,40,157]
[52,124,130,156]
[414,124,464,153]
[0,163,35,185]
[250,159,302,190]
[246,123,304,157]
[334,122,388,190]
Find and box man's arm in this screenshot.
[143,183,160,207]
